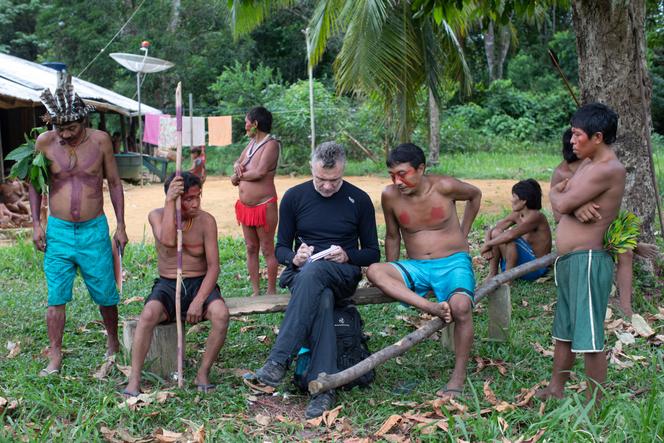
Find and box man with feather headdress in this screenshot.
[28,82,128,376]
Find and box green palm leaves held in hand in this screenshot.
[7,127,50,194]
[604,210,640,260]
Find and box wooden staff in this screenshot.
[547,49,579,107]
[174,82,184,388]
[308,253,558,394]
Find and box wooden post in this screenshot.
[122,320,178,379]
[487,284,511,341]
[439,322,455,351]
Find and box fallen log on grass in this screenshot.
[308,252,557,395]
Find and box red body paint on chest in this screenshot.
[430,206,444,220]
[398,211,410,225]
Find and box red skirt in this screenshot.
[235,196,277,231]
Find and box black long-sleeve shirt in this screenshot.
[276,180,380,267]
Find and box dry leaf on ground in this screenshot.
[123,296,144,305]
[6,341,20,359]
[323,405,343,427]
[630,314,655,337]
[616,332,635,346]
[532,342,554,357]
[375,415,402,437]
[93,355,116,380]
[242,378,275,394]
[255,414,271,426]
[154,428,183,443]
[483,380,499,405]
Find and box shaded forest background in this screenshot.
[1,0,663,171]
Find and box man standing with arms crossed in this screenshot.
[29,84,128,376]
[367,143,481,398]
[537,103,626,401]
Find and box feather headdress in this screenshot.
[40,84,95,125]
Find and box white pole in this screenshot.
[189,93,193,148]
[305,27,315,152]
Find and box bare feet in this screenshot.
[435,386,463,400]
[434,302,452,323]
[194,369,211,388]
[535,385,564,400]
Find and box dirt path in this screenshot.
[104,176,551,243]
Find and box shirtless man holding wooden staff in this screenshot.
[29,84,128,376]
[231,106,280,296]
[367,143,481,397]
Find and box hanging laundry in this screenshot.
[143,113,166,145]
[208,116,233,146]
[158,117,177,149]
[182,116,206,147]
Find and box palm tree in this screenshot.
[228,0,472,153]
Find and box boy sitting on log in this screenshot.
[367,143,481,398]
[537,103,625,401]
[124,172,229,396]
[480,179,552,281]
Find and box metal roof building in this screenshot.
[0,52,162,180]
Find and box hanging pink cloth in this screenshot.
[143,114,167,145]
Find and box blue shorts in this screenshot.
[500,237,549,281]
[390,252,475,304]
[44,214,119,307]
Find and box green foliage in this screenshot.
[0,0,43,58]
[267,79,347,169]
[208,61,285,139]
[605,210,641,260]
[7,127,50,194]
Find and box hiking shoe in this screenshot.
[255,360,286,387]
[305,390,336,419]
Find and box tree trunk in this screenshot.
[572,0,658,241]
[169,0,181,32]
[495,24,511,80]
[484,22,511,81]
[428,88,440,166]
[484,21,496,81]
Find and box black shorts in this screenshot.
[146,276,223,322]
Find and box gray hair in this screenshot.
[311,141,346,168]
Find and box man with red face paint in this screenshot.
[29,84,128,377]
[367,143,481,398]
[124,172,229,396]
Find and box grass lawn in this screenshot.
[1,219,663,441]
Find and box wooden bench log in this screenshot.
[488,284,511,342]
[121,287,394,377]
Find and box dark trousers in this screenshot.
[270,260,362,384]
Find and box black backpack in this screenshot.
[293,305,374,391]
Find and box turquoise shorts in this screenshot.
[390,251,476,304]
[500,237,549,281]
[44,214,119,307]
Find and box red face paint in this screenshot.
[389,166,417,188]
[430,206,444,220]
[398,211,410,225]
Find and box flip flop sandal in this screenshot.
[196,383,216,393]
[38,368,60,377]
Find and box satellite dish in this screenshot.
[109,53,174,74]
[110,46,174,161]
